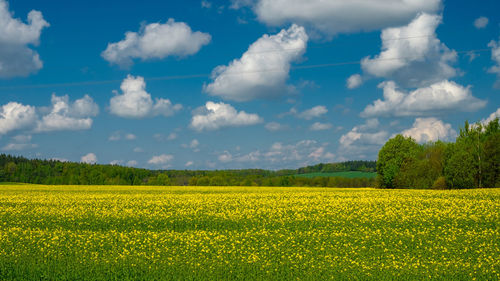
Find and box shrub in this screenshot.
[432,176,447,190]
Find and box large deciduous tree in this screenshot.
[377,135,420,188]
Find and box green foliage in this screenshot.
[295,171,377,179]
[432,176,447,190]
[0,155,376,187]
[394,141,447,189]
[444,142,476,189]
[296,160,376,174]
[2,118,497,190]
[147,173,171,185]
[377,118,499,189]
[377,135,421,188]
[443,118,500,189]
[482,132,500,187]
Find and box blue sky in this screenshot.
[0,0,499,170]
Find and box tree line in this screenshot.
[377,118,499,189]
[0,155,375,187]
[296,161,376,174]
[2,119,497,189]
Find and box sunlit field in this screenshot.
[0,185,498,280]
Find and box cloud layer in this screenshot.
[339,119,388,153]
[204,24,307,101]
[310,122,332,131]
[0,0,49,78]
[0,94,99,135]
[482,108,500,125]
[221,139,335,168]
[0,102,37,135]
[488,38,500,88]
[361,80,486,117]
[148,154,174,165]
[265,122,286,131]
[401,117,456,143]
[296,106,328,120]
[102,19,211,67]
[110,75,182,119]
[235,0,441,37]
[346,74,363,89]
[361,13,457,87]
[81,153,97,164]
[36,94,99,132]
[474,17,489,29]
[2,134,37,152]
[190,101,263,131]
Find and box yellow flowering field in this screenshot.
[0,185,498,280]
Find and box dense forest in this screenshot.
[0,155,375,187]
[296,161,376,174]
[377,118,500,189]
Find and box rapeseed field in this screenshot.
[0,185,498,280]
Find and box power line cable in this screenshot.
[0,47,492,90]
[245,35,436,54]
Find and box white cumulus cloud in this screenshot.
[361,13,457,87]
[81,153,97,164]
[190,139,199,148]
[2,135,38,151]
[361,80,486,118]
[127,160,138,167]
[190,101,263,131]
[102,19,211,68]
[264,140,334,165]
[346,74,363,89]
[339,119,389,155]
[297,106,327,120]
[110,75,182,118]
[36,94,99,132]
[401,117,456,143]
[125,133,136,140]
[488,38,500,88]
[0,0,49,78]
[12,134,32,143]
[148,154,174,165]
[482,108,500,125]
[2,143,37,151]
[474,17,489,29]
[265,122,286,131]
[0,94,98,135]
[204,24,308,101]
[201,1,212,9]
[310,122,332,131]
[308,147,335,161]
[2,134,37,151]
[226,139,336,169]
[0,102,37,135]
[153,133,178,142]
[218,151,233,162]
[109,131,136,141]
[234,0,441,37]
[183,139,200,151]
